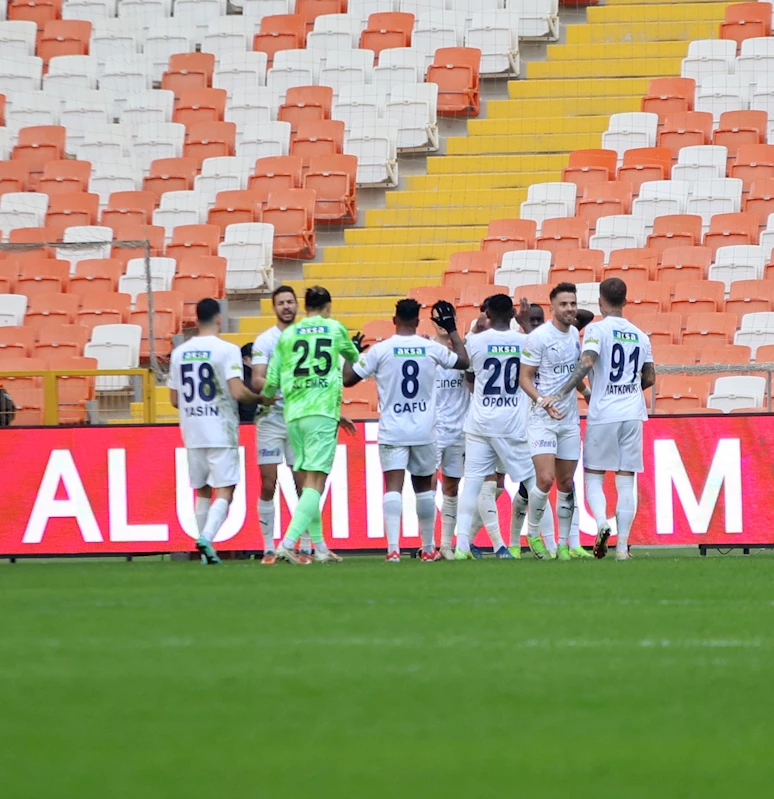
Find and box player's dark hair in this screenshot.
[272,285,296,304]
[600,277,627,308]
[480,296,493,313]
[550,282,577,301]
[486,293,513,322]
[395,298,421,323]
[241,343,253,359]
[305,285,332,310]
[196,298,221,325]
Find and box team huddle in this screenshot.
[169,278,656,565]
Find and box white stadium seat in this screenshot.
[174,0,224,41]
[709,245,768,291]
[345,121,399,187]
[220,222,275,291]
[466,10,521,76]
[90,29,140,64]
[0,192,49,230]
[497,250,552,286]
[384,82,439,151]
[99,56,154,94]
[0,295,29,327]
[120,90,175,127]
[696,75,750,124]
[313,13,363,47]
[589,215,647,260]
[63,0,117,24]
[241,0,292,19]
[681,39,736,83]
[632,180,692,226]
[5,93,58,132]
[226,89,277,132]
[213,52,268,95]
[0,21,37,58]
[507,0,558,40]
[236,121,292,159]
[413,23,462,69]
[89,161,139,204]
[59,226,114,271]
[707,375,768,412]
[672,145,728,183]
[685,178,743,227]
[0,55,43,92]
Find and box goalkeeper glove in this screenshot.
[351,332,369,353]
[431,300,457,333]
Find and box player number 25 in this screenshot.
[293,338,333,377]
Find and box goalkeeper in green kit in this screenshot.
[260,286,363,564]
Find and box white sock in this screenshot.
[540,499,557,553]
[478,481,504,551]
[202,497,229,542]
[315,539,329,555]
[584,472,607,529]
[456,475,484,552]
[557,490,575,547]
[300,533,313,552]
[527,485,548,537]
[615,474,636,554]
[415,490,437,553]
[383,491,402,554]
[258,498,276,552]
[510,483,529,546]
[441,494,458,547]
[195,496,209,537]
[569,503,581,550]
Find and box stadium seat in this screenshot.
[712,110,768,158]
[535,217,590,261]
[303,154,358,224]
[16,258,70,299]
[496,250,551,291]
[632,180,691,227]
[38,19,91,63]
[7,226,56,262]
[427,47,481,117]
[0,353,45,423]
[344,121,399,187]
[655,375,712,412]
[77,291,131,333]
[291,119,344,170]
[481,218,537,263]
[165,224,221,262]
[219,223,274,291]
[279,85,334,135]
[207,190,263,234]
[709,244,768,290]
[726,280,774,320]
[69,258,123,297]
[651,343,699,365]
[743,179,774,226]
[162,52,216,98]
[681,39,736,83]
[45,192,99,240]
[512,283,551,315]
[658,246,713,287]
[173,88,227,127]
[589,215,647,261]
[577,183,632,229]
[0,294,29,327]
[627,311,681,345]
[734,311,774,357]
[253,14,306,66]
[457,285,508,310]
[408,285,459,309]
[720,3,772,52]
[683,312,738,346]
[685,178,744,227]
[109,223,165,269]
[642,77,696,118]
[183,122,237,167]
[670,280,726,318]
[443,250,498,288]
[101,192,156,229]
[647,215,704,259]
[602,112,658,160]
[562,149,618,196]
[130,291,184,359]
[617,147,672,196]
[602,250,653,284]
[520,182,577,231]
[174,269,225,326]
[143,157,199,201]
[0,191,49,230]
[549,249,604,284]
[25,292,79,330]
[249,155,303,202]
[672,145,728,184]
[658,112,713,158]
[698,344,753,365]
[0,162,30,197]
[213,52,268,98]
[625,281,672,315]
[38,160,91,198]
[360,12,415,59]
[0,325,37,359]
[8,0,62,30]
[703,212,760,258]
[362,318,394,346]
[708,375,768,412]
[731,145,774,191]
[258,188,313,258]
[34,322,90,361]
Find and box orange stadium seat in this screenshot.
[176,255,226,293]
[253,14,306,65]
[698,344,752,364]
[48,355,97,423]
[279,86,334,134]
[143,158,199,201]
[0,326,38,359]
[683,312,738,346]
[25,293,80,330]
[655,375,712,412]
[101,192,156,228]
[617,147,672,195]
[536,217,590,260]
[743,179,774,225]
[428,47,481,117]
[444,250,498,285]
[625,281,671,315]
[362,319,394,347]
[34,323,90,361]
[45,192,99,240]
[110,222,165,267]
[69,259,123,297]
[550,248,603,283]
[249,155,304,202]
[291,120,345,169]
[0,355,45,424]
[16,258,70,299]
[8,0,61,29]
[264,188,316,258]
[77,292,131,333]
[602,261,649,284]
[296,0,345,31]
[721,3,772,51]
[8,227,56,262]
[38,20,91,62]
[457,284,509,308]
[703,212,760,257]
[38,160,91,198]
[481,218,537,262]
[608,247,659,279]
[173,88,227,127]
[183,122,237,167]
[670,280,726,318]
[12,126,66,174]
[577,182,632,228]
[647,215,703,258]
[725,280,774,319]
[174,267,225,325]
[562,149,618,195]
[652,343,699,364]
[642,77,696,118]
[512,283,551,314]
[132,291,185,359]
[166,225,221,261]
[731,145,774,190]
[0,162,30,197]
[658,112,713,158]
[360,12,415,58]
[630,311,682,344]
[0,261,19,294]
[342,380,379,419]
[712,110,767,157]
[753,344,774,363]
[162,52,216,97]
[658,246,712,286]
[303,154,358,224]
[207,190,262,234]
[408,286,458,308]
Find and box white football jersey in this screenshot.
[169,335,243,449]
[436,363,469,441]
[464,327,528,439]
[522,321,581,425]
[582,316,653,425]
[252,324,285,420]
[353,333,459,446]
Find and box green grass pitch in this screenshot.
[1,553,773,798]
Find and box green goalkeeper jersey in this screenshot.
[263,314,360,423]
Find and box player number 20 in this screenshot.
[181,362,217,402]
[483,357,519,395]
[609,343,640,384]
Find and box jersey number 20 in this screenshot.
[609,343,640,383]
[181,362,216,402]
[483,357,520,395]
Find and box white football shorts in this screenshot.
[379,442,438,476]
[436,435,465,479]
[464,434,534,484]
[583,420,644,473]
[527,413,581,461]
[256,411,295,466]
[187,447,240,489]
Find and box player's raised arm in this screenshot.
[431,301,469,371]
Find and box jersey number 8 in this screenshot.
[181,362,217,402]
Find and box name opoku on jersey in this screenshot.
[180,350,240,417]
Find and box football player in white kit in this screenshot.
[454,294,535,560]
[539,278,655,560]
[343,299,469,562]
[520,283,593,560]
[169,298,263,564]
[250,286,312,564]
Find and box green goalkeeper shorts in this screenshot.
[287,415,339,474]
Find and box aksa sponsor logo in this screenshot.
[182,351,212,361]
[487,344,520,355]
[298,325,328,335]
[613,330,639,343]
[393,347,426,357]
